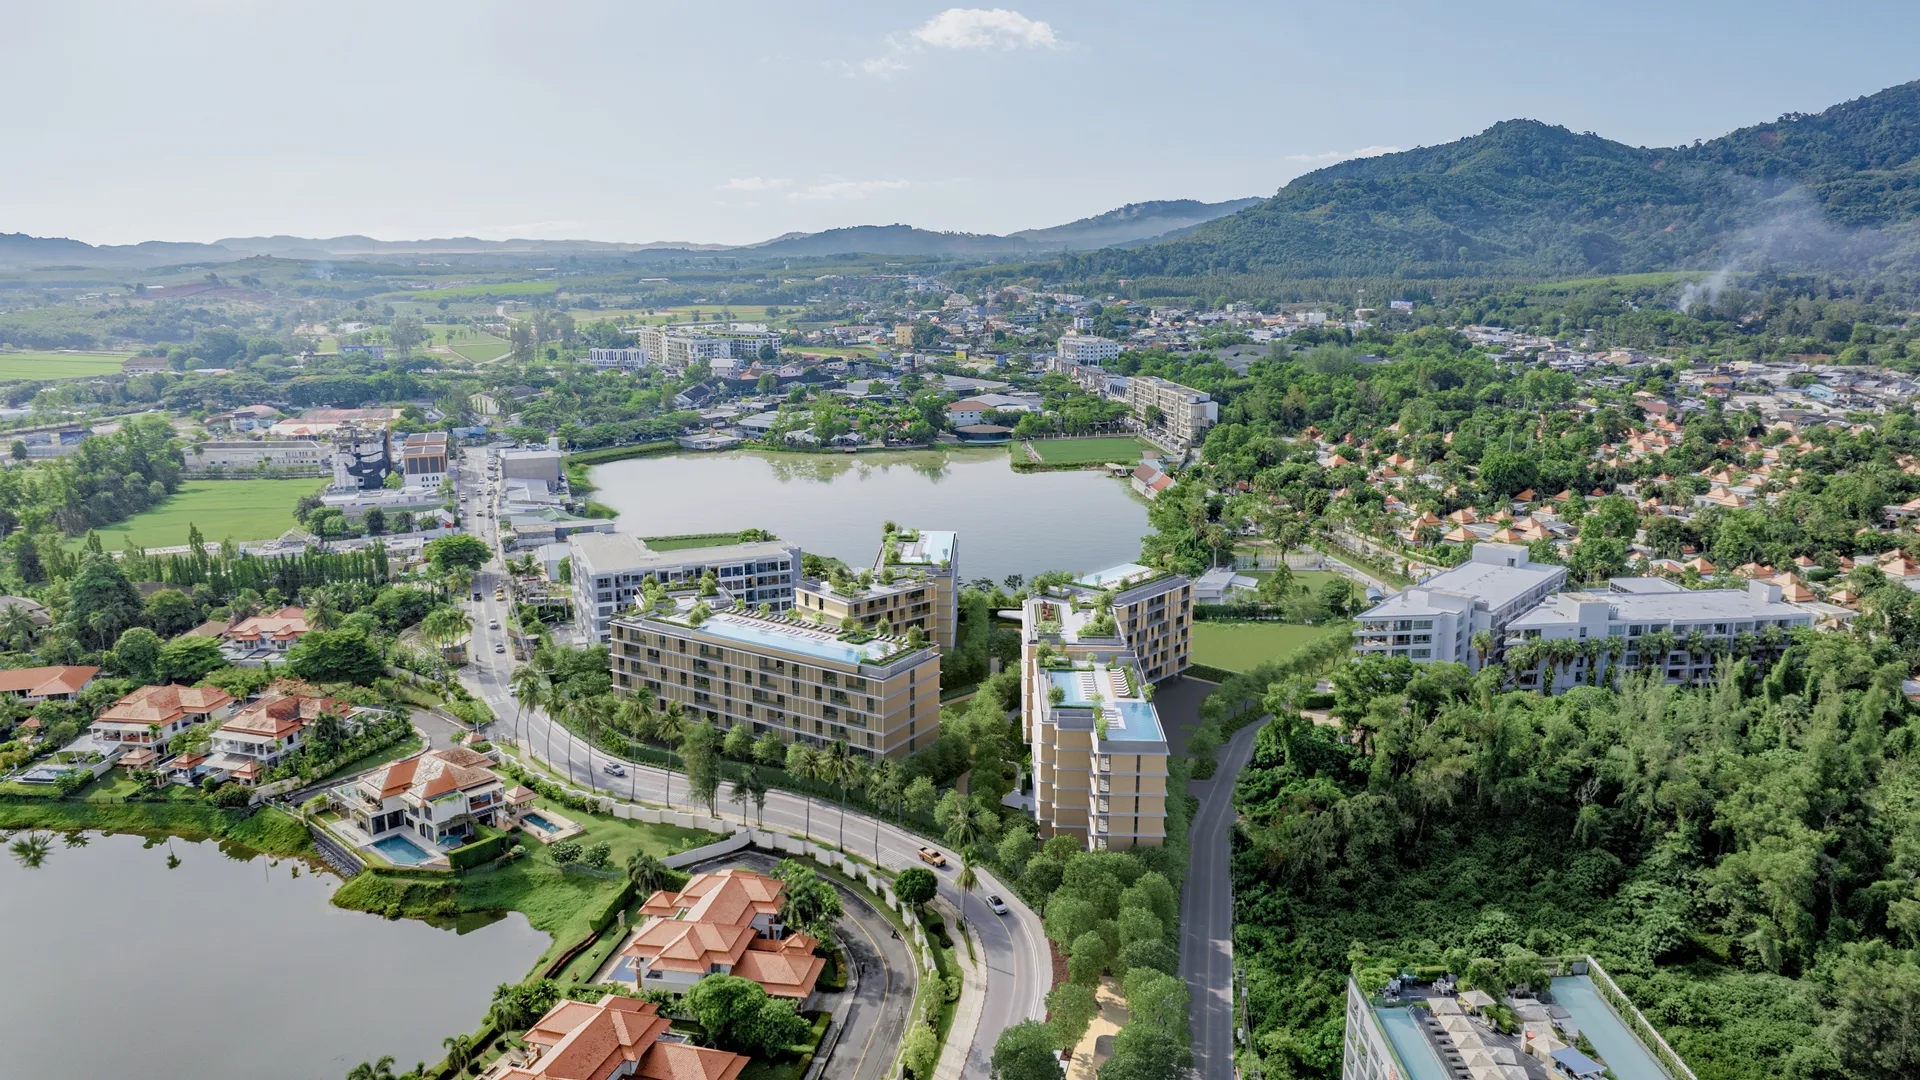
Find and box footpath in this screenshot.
[932,894,987,1080]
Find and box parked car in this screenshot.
[917,846,946,867]
[986,894,1009,915]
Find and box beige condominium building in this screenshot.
[881,528,959,647]
[610,593,941,760]
[570,533,800,643]
[1020,563,1191,850]
[1126,375,1218,447]
[792,528,959,649]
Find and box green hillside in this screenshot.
[1062,79,1920,281]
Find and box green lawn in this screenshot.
[642,531,773,552]
[83,478,318,549]
[451,332,511,363]
[1028,436,1152,465]
[0,351,133,379]
[1244,569,1341,594]
[1190,621,1350,673]
[404,281,559,300]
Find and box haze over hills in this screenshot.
[1063,78,1920,281]
[0,197,1258,270]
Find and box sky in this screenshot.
[8,0,1920,248]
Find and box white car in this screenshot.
[493,643,506,653]
[986,895,1009,915]
[602,762,627,777]
[488,619,500,630]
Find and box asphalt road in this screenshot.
[1181,715,1265,1080]
[450,447,1050,1065]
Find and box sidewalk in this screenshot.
[932,896,986,1080]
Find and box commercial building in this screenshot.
[499,448,564,486]
[609,594,941,759]
[1126,375,1218,446]
[1506,577,1815,692]
[1353,544,1566,669]
[1056,332,1122,366]
[326,422,393,491]
[398,431,449,490]
[183,440,329,474]
[569,533,801,642]
[1020,563,1190,851]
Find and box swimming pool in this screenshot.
[522,813,561,835]
[1551,975,1672,1080]
[371,835,433,866]
[1375,1007,1453,1080]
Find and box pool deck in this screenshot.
[1550,976,1673,1080]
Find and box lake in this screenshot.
[588,448,1151,584]
[0,831,546,1080]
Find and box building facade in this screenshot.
[184,440,329,474]
[569,534,801,642]
[327,422,392,491]
[609,597,941,759]
[1353,544,1567,669]
[1056,332,1122,366]
[587,347,649,368]
[635,324,779,372]
[880,528,958,649]
[1126,375,1218,446]
[398,431,449,490]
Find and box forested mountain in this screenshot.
[1006,198,1261,249]
[1062,79,1920,281]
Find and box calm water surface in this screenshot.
[0,831,545,1080]
[589,448,1150,583]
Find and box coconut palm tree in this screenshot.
[786,742,819,840]
[422,605,473,663]
[1683,631,1709,686]
[441,1035,474,1075]
[654,700,688,807]
[1470,630,1495,671]
[942,794,988,891]
[508,663,548,751]
[569,695,612,792]
[1505,641,1542,689]
[1643,629,1678,677]
[1603,637,1627,687]
[627,851,671,895]
[865,759,902,859]
[818,742,854,849]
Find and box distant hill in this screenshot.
[1008,198,1261,250]
[1065,79,1920,280]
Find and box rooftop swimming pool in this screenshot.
[1374,1007,1453,1080]
[696,614,897,665]
[1551,975,1673,1080]
[1105,700,1165,742]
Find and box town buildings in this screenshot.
[88,685,236,765]
[1056,332,1122,366]
[1353,544,1566,670]
[398,431,450,490]
[617,868,825,1000]
[609,593,941,760]
[635,323,779,372]
[183,440,329,474]
[1126,375,1218,447]
[569,534,801,642]
[1020,563,1191,851]
[586,347,648,368]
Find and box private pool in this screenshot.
[522,813,562,835]
[372,835,433,866]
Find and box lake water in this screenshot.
[0,831,546,1080]
[588,448,1151,584]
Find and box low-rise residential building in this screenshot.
[586,346,649,368]
[1056,332,1122,366]
[636,323,779,372]
[339,746,506,848]
[494,993,747,1080]
[570,534,801,642]
[609,594,941,759]
[1126,375,1218,447]
[1353,544,1566,669]
[793,529,959,648]
[1506,577,1815,692]
[224,606,312,658]
[205,692,342,784]
[618,868,825,1000]
[879,527,958,648]
[1070,563,1194,682]
[0,665,98,702]
[89,685,236,757]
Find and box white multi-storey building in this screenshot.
[1056,332,1122,366]
[1125,375,1219,446]
[1506,577,1814,692]
[569,533,800,642]
[586,347,649,368]
[635,324,780,372]
[1353,544,1566,669]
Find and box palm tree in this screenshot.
[1643,629,1678,676]
[1505,640,1542,689]
[655,701,687,807]
[627,851,671,895]
[733,765,768,826]
[786,742,819,840]
[508,664,549,751]
[441,1035,474,1075]
[422,605,473,662]
[0,604,36,650]
[819,741,854,849]
[347,1057,398,1080]
[1603,637,1627,687]
[1580,639,1603,686]
[942,795,987,891]
[569,695,612,792]
[1470,629,1494,670]
[865,759,901,860]
[1683,631,1709,686]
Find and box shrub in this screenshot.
[549,840,583,864]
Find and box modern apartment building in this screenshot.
[1506,577,1814,692]
[883,528,958,647]
[1126,375,1218,447]
[586,347,648,368]
[1353,543,1566,670]
[635,323,779,372]
[1020,562,1190,851]
[790,528,958,648]
[609,595,941,759]
[1056,332,1122,366]
[569,533,800,642]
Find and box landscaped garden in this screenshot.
[1189,620,1350,674]
[1025,436,1152,465]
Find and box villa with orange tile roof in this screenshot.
[488,993,746,1080]
[0,665,98,702]
[617,868,825,1001]
[336,745,504,848]
[223,606,312,657]
[204,692,346,784]
[89,685,236,754]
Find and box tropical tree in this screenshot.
[938,791,989,891]
[733,765,768,826]
[508,663,551,751]
[819,741,854,849]
[627,852,671,895]
[655,700,688,806]
[786,742,819,839]
[440,1034,474,1075]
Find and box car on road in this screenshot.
[917,846,947,867]
[488,619,500,630]
[602,762,626,777]
[986,894,1009,915]
[473,592,483,601]
[493,643,506,653]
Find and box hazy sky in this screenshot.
[9,0,1919,247]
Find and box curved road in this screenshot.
[1181,716,1264,1080]
[451,447,1049,1069]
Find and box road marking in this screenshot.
[843,899,892,1080]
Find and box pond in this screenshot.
[0,831,547,1080]
[588,448,1150,584]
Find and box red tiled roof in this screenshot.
[0,665,98,698]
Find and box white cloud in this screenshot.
[911,8,1059,50]
[1284,145,1403,164]
[721,176,792,191]
[855,7,1060,77]
[788,179,912,201]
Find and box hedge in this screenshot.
[447,829,518,871]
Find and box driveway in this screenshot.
[1181,715,1264,1080]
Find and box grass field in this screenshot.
[83,478,317,548]
[0,351,133,380]
[401,281,559,300]
[1027,436,1152,465]
[450,331,511,363]
[1190,621,1350,673]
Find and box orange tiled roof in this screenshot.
[0,665,97,698]
[219,691,342,739]
[95,684,233,728]
[226,606,310,643]
[503,994,747,1080]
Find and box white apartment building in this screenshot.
[569,533,800,642]
[1126,375,1219,447]
[1506,577,1814,693]
[184,440,329,474]
[1056,332,1122,366]
[587,347,649,368]
[1353,544,1567,669]
[635,324,780,372]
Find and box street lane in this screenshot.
[1181,715,1264,1080]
